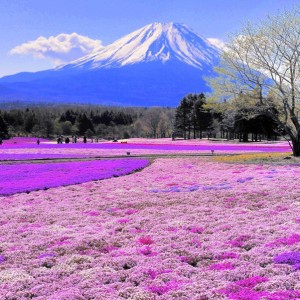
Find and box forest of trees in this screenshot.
[0,105,175,140]
[0,91,281,142]
[174,92,280,142]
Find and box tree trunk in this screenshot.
[292,138,300,157]
[243,133,248,142]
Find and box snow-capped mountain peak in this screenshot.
[58,22,220,70]
[0,22,222,106]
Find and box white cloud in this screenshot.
[207,38,228,51]
[10,33,103,65]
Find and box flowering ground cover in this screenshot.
[0,159,149,196]
[1,137,51,145]
[1,141,290,153]
[0,148,259,160]
[0,138,291,160]
[0,153,91,161]
[1,157,300,299]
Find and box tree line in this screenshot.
[174,92,280,141]
[0,105,174,140]
[0,92,281,142]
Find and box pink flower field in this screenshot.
[1,145,300,299]
[0,138,291,160]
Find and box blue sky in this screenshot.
[0,0,298,77]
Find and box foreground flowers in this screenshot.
[1,157,300,299]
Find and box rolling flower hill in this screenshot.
[0,23,221,106]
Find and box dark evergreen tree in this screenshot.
[175,93,211,139]
[24,111,37,133]
[234,110,251,142]
[78,113,94,135]
[100,111,114,126]
[175,96,192,139]
[0,114,8,138]
[193,93,212,139]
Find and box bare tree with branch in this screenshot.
[209,7,300,156]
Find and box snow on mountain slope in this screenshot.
[58,22,220,71]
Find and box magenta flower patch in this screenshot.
[147,280,183,295]
[266,234,300,247]
[217,252,239,260]
[227,235,251,248]
[235,276,269,288]
[209,262,235,270]
[188,226,204,234]
[83,211,100,217]
[218,276,269,299]
[145,268,172,279]
[138,236,154,245]
[138,246,158,256]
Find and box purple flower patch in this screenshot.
[237,177,254,183]
[38,253,57,259]
[274,252,300,267]
[0,159,149,196]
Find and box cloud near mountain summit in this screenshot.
[207,38,227,51]
[10,33,103,65]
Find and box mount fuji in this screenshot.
[0,23,221,106]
